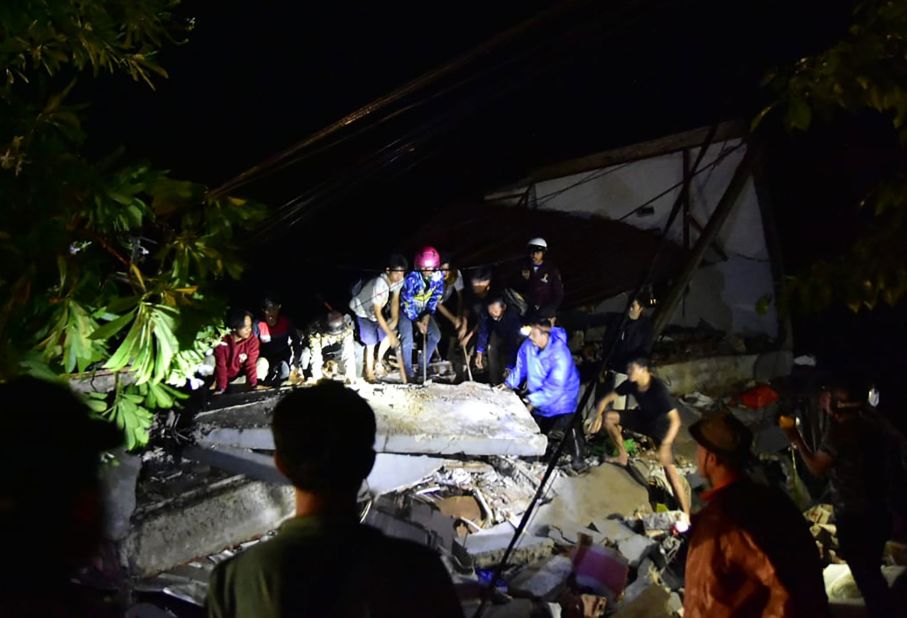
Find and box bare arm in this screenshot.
[436,303,460,328]
[785,429,834,478]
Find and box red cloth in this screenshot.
[214,334,260,391]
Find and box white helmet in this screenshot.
[527,237,548,251]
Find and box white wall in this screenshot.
[504,140,778,337]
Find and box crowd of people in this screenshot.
[4,239,903,617]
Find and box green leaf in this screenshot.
[786,96,813,131]
[90,308,137,341]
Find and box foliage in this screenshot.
[0,1,265,449]
[754,0,907,312]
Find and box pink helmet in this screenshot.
[414,246,441,270]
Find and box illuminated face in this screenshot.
[263,305,281,326]
[529,326,550,349]
[487,301,505,320]
[628,300,643,320]
[627,361,646,383]
[234,315,253,340]
[530,249,545,265]
[387,267,406,284]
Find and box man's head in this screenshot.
[438,251,457,285]
[386,254,408,284]
[228,308,254,340]
[626,356,651,383]
[486,295,507,320]
[689,411,753,482]
[470,267,493,296]
[262,296,282,326]
[528,317,553,350]
[326,311,345,334]
[0,377,122,582]
[822,381,868,421]
[528,237,547,266]
[272,382,376,494]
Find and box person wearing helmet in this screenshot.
[520,237,564,324]
[299,310,357,382]
[399,246,448,381]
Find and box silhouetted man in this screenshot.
[207,382,464,618]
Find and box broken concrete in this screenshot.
[612,583,673,618]
[100,448,142,541]
[366,453,451,495]
[658,354,760,395]
[195,382,547,457]
[508,555,574,600]
[532,464,651,541]
[121,475,294,576]
[464,522,555,569]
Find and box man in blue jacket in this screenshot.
[399,246,447,381]
[502,316,583,464]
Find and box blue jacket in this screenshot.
[400,271,445,321]
[505,327,579,417]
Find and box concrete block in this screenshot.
[100,448,142,541]
[121,476,294,577]
[658,355,758,396]
[613,583,672,617]
[508,555,574,600]
[196,382,547,457]
[182,444,289,485]
[464,522,555,569]
[366,453,450,496]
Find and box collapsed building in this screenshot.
[76,124,907,617]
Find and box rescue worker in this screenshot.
[474,295,524,385]
[518,237,564,324]
[213,309,266,395]
[501,315,583,464]
[299,311,357,383]
[349,254,407,382]
[599,293,655,410]
[399,246,449,381]
[256,296,303,386]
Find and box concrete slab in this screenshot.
[121,476,294,577]
[658,354,758,396]
[464,522,555,569]
[532,464,651,541]
[366,453,450,495]
[195,382,548,457]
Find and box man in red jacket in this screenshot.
[214,309,262,395]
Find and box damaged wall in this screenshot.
[491,135,780,338]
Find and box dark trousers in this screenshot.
[535,413,585,464]
[837,511,894,617]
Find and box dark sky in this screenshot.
[81,1,907,402]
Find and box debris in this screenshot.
[464,522,555,569]
[621,558,660,604]
[508,555,574,600]
[612,583,672,618]
[803,503,834,526]
[571,536,629,602]
[794,355,817,367]
[680,391,715,409]
[734,384,779,409]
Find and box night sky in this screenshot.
[81,1,904,411]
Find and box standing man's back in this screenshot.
[207,382,463,618]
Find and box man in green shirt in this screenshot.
[207,382,464,618]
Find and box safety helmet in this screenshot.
[326,311,345,334]
[414,246,441,270]
[527,238,548,252]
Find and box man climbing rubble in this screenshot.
[501,314,584,465]
[586,356,690,517]
[255,295,303,386]
[212,308,267,395]
[684,411,829,617]
[399,246,455,381]
[207,382,463,618]
[349,254,407,383]
[783,382,899,617]
[299,310,357,383]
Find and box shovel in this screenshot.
[422,329,428,384]
[461,342,474,382]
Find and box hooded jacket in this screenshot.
[505,327,579,417]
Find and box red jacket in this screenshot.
[214,334,260,392]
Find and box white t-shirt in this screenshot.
[349,273,403,321]
[441,269,464,303]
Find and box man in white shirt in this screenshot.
[349,254,407,382]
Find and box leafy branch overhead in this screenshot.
[0,1,266,450]
[754,0,907,312]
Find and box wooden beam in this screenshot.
[653,142,759,337]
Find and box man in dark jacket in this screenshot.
[519,238,564,324]
[474,295,524,385]
[685,412,829,617]
[599,294,654,410]
[207,382,463,618]
[256,296,303,386]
